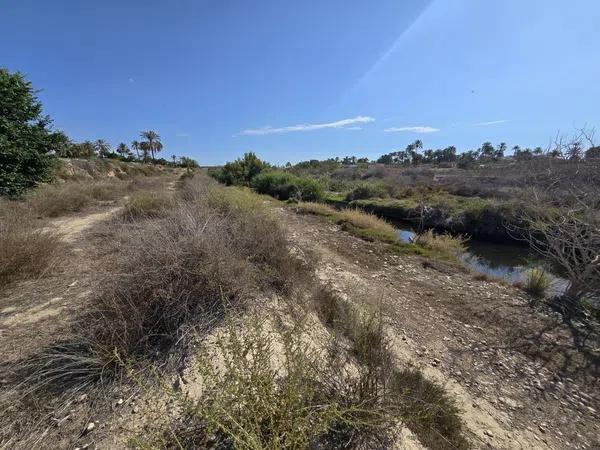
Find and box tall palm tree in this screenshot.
[94,139,111,158]
[131,140,141,159]
[140,130,161,162]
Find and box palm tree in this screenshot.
[94,139,111,158]
[131,140,141,159]
[116,142,129,159]
[139,141,150,163]
[140,130,161,162]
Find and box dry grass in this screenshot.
[7,175,304,393]
[295,201,337,218]
[121,192,171,219]
[338,208,395,234]
[412,230,467,257]
[311,285,469,449]
[0,200,63,288]
[295,202,398,243]
[524,267,551,298]
[27,180,127,217]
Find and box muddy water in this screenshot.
[393,222,568,295]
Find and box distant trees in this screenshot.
[377,141,456,166]
[116,142,131,158]
[0,68,69,197]
[586,146,600,159]
[94,139,112,158]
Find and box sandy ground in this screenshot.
[278,206,599,450]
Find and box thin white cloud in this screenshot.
[175,133,189,137]
[384,126,439,134]
[471,119,510,127]
[128,77,135,83]
[240,116,375,136]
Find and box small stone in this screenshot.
[116,398,124,406]
[483,430,493,437]
[538,423,546,433]
[85,422,95,434]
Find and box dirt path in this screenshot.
[0,174,180,362]
[278,207,600,450]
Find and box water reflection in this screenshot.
[393,224,567,295]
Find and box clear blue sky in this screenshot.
[2,1,599,165]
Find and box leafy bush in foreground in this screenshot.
[0,68,69,197]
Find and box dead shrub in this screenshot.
[0,201,63,287]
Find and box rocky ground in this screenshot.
[1,182,598,449]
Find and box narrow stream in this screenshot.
[393,223,568,295]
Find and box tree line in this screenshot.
[0,68,198,196]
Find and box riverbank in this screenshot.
[324,193,538,244]
[278,203,600,449]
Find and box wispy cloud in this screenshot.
[128,77,135,83]
[471,119,510,127]
[175,133,189,137]
[384,126,439,134]
[239,116,375,136]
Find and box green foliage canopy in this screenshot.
[0,68,68,197]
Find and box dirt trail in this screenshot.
[278,207,600,450]
[0,174,180,359]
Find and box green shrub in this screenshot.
[346,182,389,201]
[212,152,269,186]
[252,171,324,201]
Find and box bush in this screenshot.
[251,171,324,201]
[144,318,395,449]
[212,152,269,186]
[0,201,62,287]
[346,182,389,201]
[72,175,300,374]
[121,192,170,219]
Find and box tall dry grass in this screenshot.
[0,201,63,288]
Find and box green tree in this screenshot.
[140,130,161,161]
[94,139,111,158]
[116,142,130,159]
[0,68,68,197]
[131,140,141,159]
[214,152,269,186]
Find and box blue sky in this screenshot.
[2,0,599,165]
